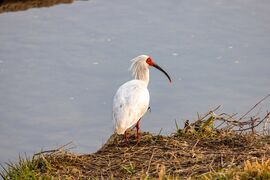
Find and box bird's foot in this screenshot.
[135,131,141,143]
[124,131,129,143]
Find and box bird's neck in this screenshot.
[134,68,149,85]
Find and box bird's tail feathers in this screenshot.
[115,126,126,135]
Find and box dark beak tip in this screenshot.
[152,63,172,84]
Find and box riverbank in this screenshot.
[2,130,270,179]
[2,117,270,179]
[0,0,73,13]
[2,96,270,179]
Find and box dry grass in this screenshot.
[15,130,267,179]
[2,124,270,179]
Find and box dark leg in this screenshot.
[135,119,141,142]
[124,131,128,142]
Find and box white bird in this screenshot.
[113,55,171,142]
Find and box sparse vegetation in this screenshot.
[201,158,270,179]
[0,154,51,179]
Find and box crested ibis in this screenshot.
[113,55,171,142]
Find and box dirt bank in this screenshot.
[46,132,270,178]
[2,130,269,179]
[0,0,73,13]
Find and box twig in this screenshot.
[198,105,221,121]
[251,117,256,134]
[263,113,270,135]
[192,139,200,150]
[146,150,155,175]
[220,154,224,168]
[34,141,75,156]
[239,94,270,121]
[191,139,200,158]
[215,121,225,129]
[237,112,270,132]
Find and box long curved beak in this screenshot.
[152,63,172,83]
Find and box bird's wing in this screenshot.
[113,80,150,134]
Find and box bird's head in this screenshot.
[130,55,172,83]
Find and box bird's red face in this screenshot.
[146,57,154,66]
[145,56,172,83]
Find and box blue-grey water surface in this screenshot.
[0,0,270,164]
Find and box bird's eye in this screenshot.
[146,58,151,63]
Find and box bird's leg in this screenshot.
[124,131,128,142]
[135,119,141,142]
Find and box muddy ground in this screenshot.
[0,0,73,13]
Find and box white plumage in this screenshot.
[113,80,149,134]
[113,55,171,141]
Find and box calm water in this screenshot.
[0,0,270,164]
